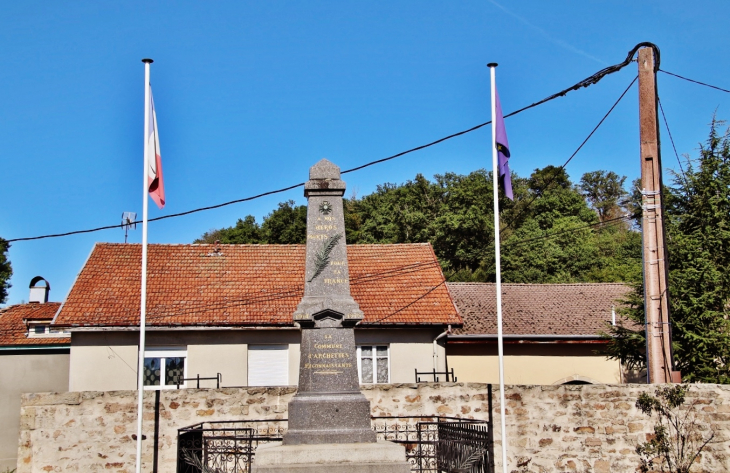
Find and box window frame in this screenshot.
[356,345,390,384]
[143,348,187,390]
[26,322,70,338]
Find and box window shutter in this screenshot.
[248,345,289,386]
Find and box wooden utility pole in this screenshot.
[638,47,674,383]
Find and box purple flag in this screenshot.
[495,89,513,200]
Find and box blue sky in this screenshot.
[1,1,728,306]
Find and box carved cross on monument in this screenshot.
[283,158,376,445]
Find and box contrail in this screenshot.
[487,0,607,66]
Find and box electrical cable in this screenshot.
[105,214,634,325]
[367,280,447,324]
[342,43,657,176]
[657,97,687,184]
[105,259,444,323]
[8,43,658,244]
[499,75,638,236]
[7,182,306,242]
[7,214,639,333]
[659,69,730,94]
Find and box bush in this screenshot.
[635,385,714,473]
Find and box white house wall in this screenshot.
[69,328,444,391]
[69,332,138,391]
[0,350,69,470]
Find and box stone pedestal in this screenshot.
[252,441,412,473]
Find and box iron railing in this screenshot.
[176,373,223,389]
[177,416,491,473]
[414,368,458,382]
[177,420,286,473]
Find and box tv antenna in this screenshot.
[122,212,137,243]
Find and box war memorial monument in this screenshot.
[252,159,411,472]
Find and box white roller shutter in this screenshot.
[248,345,289,386]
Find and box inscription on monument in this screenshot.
[304,333,354,375]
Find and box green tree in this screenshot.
[350,174,441,245]
[522,166,597,230]
[0,238,11,304]
[261,200,307,244]
[431,171,496,273]
[580,170,628,222]
[194,200,307,245]
[498,166,640,284]
[606,120,730,383]
[194,166,641,285]
[195,215,262,244]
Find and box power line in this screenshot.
[368,281,447,324]
[151,216,634,322]
[659,69,730,94]
[17,216,639,332]
[8,43,656,244]
[113,259,445,323]
[657,97,687,183]
[500,75,638,236]
[8,182,306,242]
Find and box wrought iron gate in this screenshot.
[372,416,491,473]
[177,416,491,473]
[436,421,490,473]
[176,420,285,473]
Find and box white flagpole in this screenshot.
[488,62,508,473]
[135,57,153,473]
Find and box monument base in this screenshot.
[251,441,412,473]
[284,391,377,444]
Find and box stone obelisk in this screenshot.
[284,158,375,444]
[252,159,410,472]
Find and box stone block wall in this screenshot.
[17,383,730,472]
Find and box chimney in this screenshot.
[29,276,50,303]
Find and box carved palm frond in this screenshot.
[308,233,343,282]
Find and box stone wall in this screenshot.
[17,383,730,472]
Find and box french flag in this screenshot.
[146,88,165,208]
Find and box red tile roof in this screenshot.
[447,282,632,337]
[0,303,68,346]
[55,243,461,328]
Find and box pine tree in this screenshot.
[606,119,730,383]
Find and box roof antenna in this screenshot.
[122,212,137,243]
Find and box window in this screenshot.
[143,348,186,389]
[357,345,389,384]
[248,345,289,386]
[27,322,69,338]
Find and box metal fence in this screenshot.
[177,416,492,473]
[177,420,286,473]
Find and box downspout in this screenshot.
[433,325,452,372]
[612,305,625,383]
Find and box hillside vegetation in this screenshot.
[197,165,641,284]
